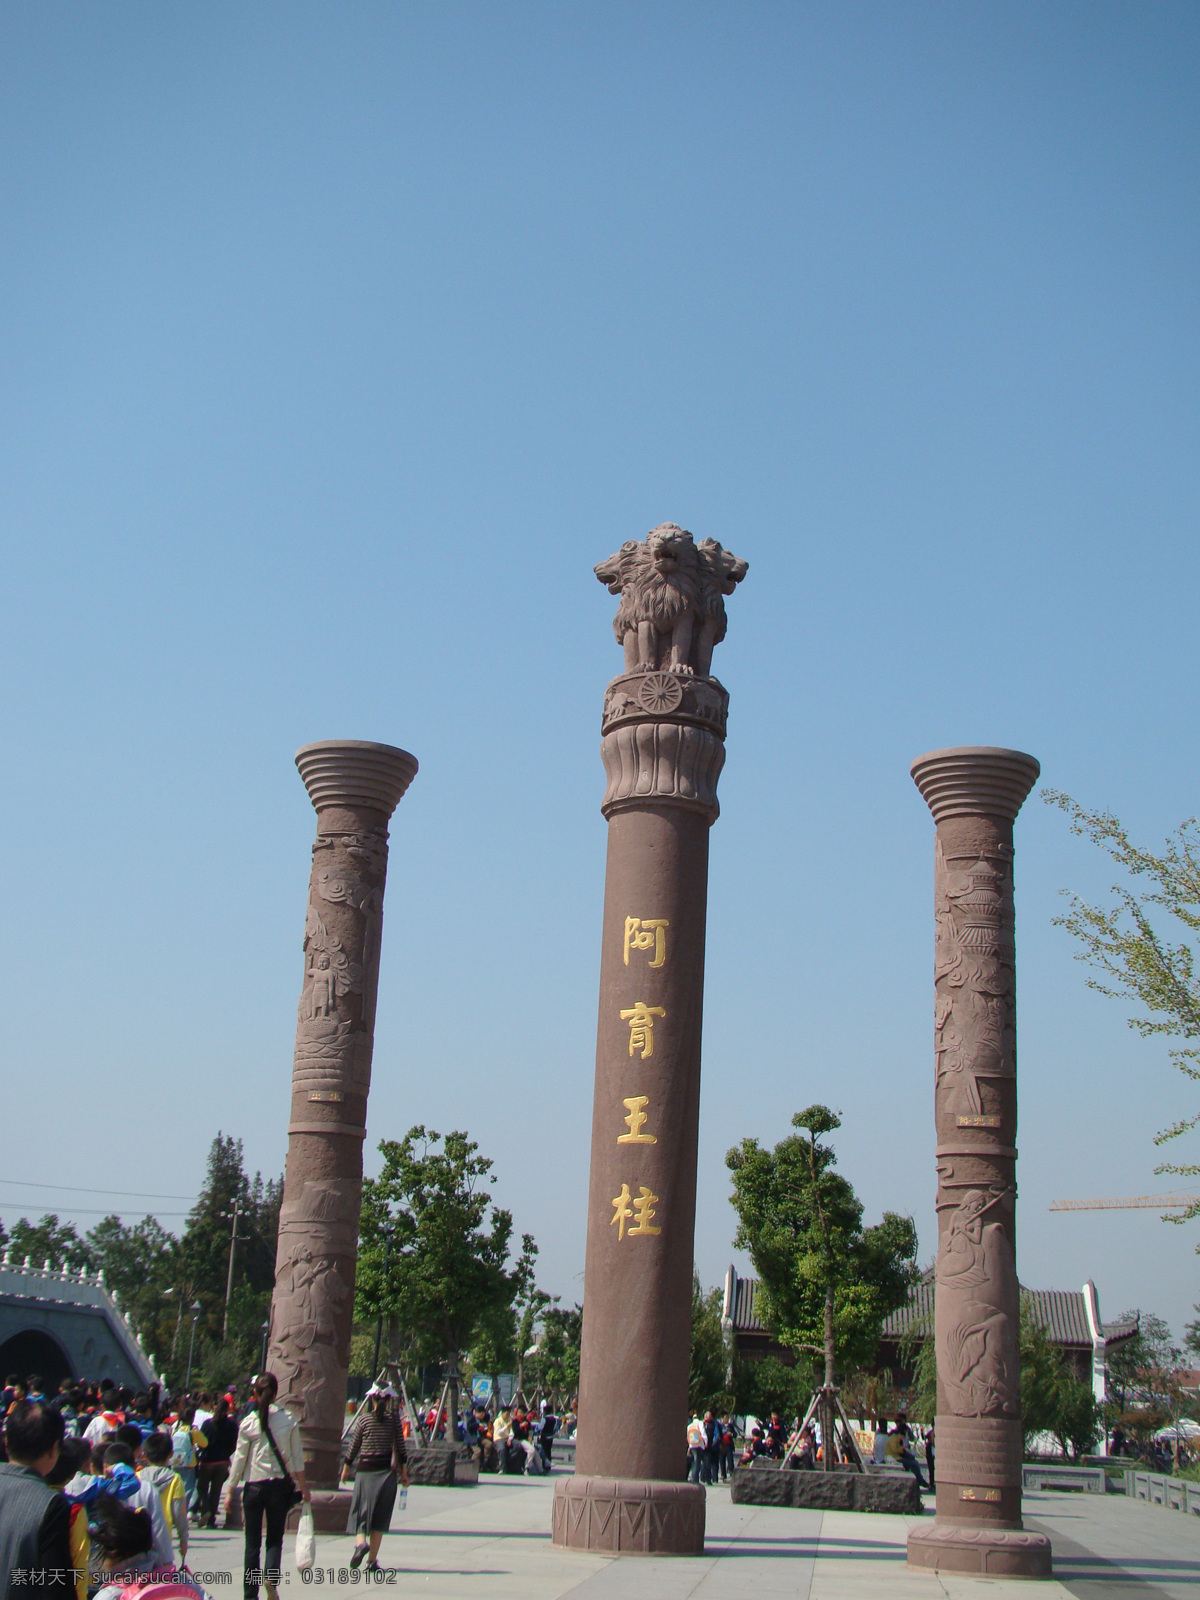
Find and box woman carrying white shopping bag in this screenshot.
[340,1384,409,1573]
[294,1503,316,1573]
[221,1373,310,1600]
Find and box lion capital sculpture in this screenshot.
[594,523,748,678]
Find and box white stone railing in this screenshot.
[1125,1470,1200,1515]
[0,1254,160,1386]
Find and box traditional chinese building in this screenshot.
[722,1265,1139,1406]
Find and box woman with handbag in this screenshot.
[222,1373,310,1600]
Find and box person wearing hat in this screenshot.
[341,1385,408,1573]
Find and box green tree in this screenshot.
[1017,1303,1099,1460]
[0,1212,188,1376]
[908,1328,937,1425]
[1186,1302,1200,1360]
[1,1215,91,1273]
[1106,1310,1185,1458]
[536,1305,582,1404]
[356,1126,517,1440]
[86,1215,180,1369]
[178,1135,282,1382]
[727,1105,918,1466]
[469,1234,547,1404]
[512,1238,554,1399]
[1019,1304,1070,1455]
[689,1275,730,1414]
[1044,793,1200,1228]
[732,1355,812,1426]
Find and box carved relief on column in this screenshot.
[288,826,389,1130]
[600,718,726,821]
[268,740,417,1487]
[931,834,1022,1482]
[593,525,746,828]
[908,747,1050,1579]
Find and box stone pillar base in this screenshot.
[285,1489,352,1536]
[552,1476,705,1554]
[907,1521,1052,1578]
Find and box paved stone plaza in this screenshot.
[177,1475,1199,1600]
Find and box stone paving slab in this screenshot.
[176,1474,1198,1600]
[1024,1487,1200,1600]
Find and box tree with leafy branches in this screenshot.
[1044,792,1200,1230]
[1019,1300,1099,1460]
[356,1126,518,1440]
[689,1275,731,1414]
[0,1136,280,1388]
[0,1215,92,1274]
[726,1104,918,1468]
[1105,1310,1188,1460]
[87,1215,181,1369]
[535,1305,583,1406]
[177,1134,281,1385]
[732,1354,812,1427]
[469,1234,547,1404]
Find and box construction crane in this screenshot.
[1049,1194,1200,1212]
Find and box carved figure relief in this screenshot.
[934,843,1016,1117]
[595,524,748,677]
[300,904,363,1021]
[272,1241,351,1422]
[935,1183,1019,1417]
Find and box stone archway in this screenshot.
[0,1328,74,1393]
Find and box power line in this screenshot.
[0,1179,196,1201]
[1,1208,192,1218]
[1048,1194,1200,1211]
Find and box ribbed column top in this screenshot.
[910,746,1040,825]
[295,740,418,817]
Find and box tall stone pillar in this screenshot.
[906,748,1051,1579]
[553,524,747,1556]
[267,740,418,1496]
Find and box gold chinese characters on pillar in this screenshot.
[608,912,669,1244]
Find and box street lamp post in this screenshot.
[164,1286,184,1363]
[185,1302,202,1391]
[221,1200,251,1344]
[260,1320,270,1375]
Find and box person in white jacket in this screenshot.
[223,1374,309,1600]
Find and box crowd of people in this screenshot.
[441,1399,568,1476]
[0,1371,578,1600]
[0,1369,310,1600]
[685,1411,737,1482]
[694,1405,933,1492]
[0,1362,951,1600]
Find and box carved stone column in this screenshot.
[906,747,1051,1579]
[267,740,417,1500]
[553,525,746,1556]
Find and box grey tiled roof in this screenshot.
[728,1272,1138,1349]
[728,1274,763,1332]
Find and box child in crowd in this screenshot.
[139,1429,190,1563]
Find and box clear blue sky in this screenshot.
[2,3,1198,1342]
